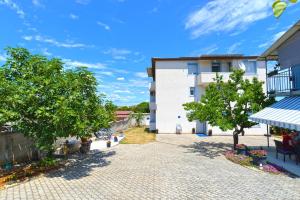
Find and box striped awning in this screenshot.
[249,96,300,131]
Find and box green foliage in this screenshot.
[183,69,273,148]
[131,112,144,127]
[272,0,298,18]
[133,102,150,113]
[118,102,149,113]
[39,157,57,167]
[0,47,115,153]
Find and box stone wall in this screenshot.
[110,114,150,133]
[0,132,38,165]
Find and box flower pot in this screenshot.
[114,136,118,142]
[208,129,212,136]
[106,142,111,148]
[80,140,92,154]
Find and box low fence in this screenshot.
[110,114,150,133]
[0,132,38,166]
[0,114,150,165]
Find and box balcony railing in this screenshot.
[197,72,257,85]
[267,67,300,96]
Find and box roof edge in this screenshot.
[260,20,300,60]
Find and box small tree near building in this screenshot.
[131,112,144,127]
[183,69,273,149]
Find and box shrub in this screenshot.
[263,164,281,174]
[225,151,253,166]
[39,157,57,168]
[249,150,267,158]
[236,144,247,149]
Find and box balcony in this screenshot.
[149,122,156,131]
[149,102,157,110]
[197,72,257,86]
[149,82,155,91]
[150,95,155,102]
[267,67,300,97]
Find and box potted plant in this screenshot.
[106,140,111,148]
[114,135,118,142]
[208,129,212,136]
[249,150,267,165]
[236,144,247,155]
[80,137,92,154]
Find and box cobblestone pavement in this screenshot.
[1,135,300,200]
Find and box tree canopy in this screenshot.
[118,102,149,113]
[0,47,115,153]
[184,69,273,149]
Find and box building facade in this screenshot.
[250,20,300,131]
[147,55,267,135]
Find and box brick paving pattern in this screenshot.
[1,134,300,200]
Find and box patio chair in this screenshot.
[294,145,300,165]
[274,140,294,162]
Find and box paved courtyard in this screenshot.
[1,134,300,200]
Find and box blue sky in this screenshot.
[0,0,299,106]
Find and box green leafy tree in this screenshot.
[272,0,298,18]
[117,102,150,113]
[184,69,273,149]
[0,47,114,154]
[131,112,144,127]
[133,102,150,113]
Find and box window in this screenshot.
[188,63,199,75]
[228,62,233,72]
[244,60,257,74]
[190,87,195,96]
[212,61,221,72]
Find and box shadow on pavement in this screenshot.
[46,150,116,180]
[180,141,232,159]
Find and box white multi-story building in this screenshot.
[147,54,267,135]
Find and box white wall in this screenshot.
[206,124,268,136]
[278,31,300,69]
[154,59,267,135]
[155,61,197,133]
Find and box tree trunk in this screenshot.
[233,133,239,150]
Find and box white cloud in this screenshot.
[117,77,125,81]
[185,0,273,38]
[149,7,158,13]
[135,72,148,79]
[97,21,111,31]
[32,0,43,7]
[23,35,33,41]
[98,71,113,76]
[104,48,131,60]
[41,48,52,56]
[75,0,90,5]
[69,13,79,20]
[0,0,25,18]
[128,79,148,88]
[63,59,106,69]
[114,90,132,94]
[259,31,286,48]
[192,44,218,56]
[0,54,7,62]
[227,42,242,54]
[23,35,90,48]
[112,18,125,24]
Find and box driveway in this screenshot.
[1,134,300,200]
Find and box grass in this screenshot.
[120,126,156,144]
